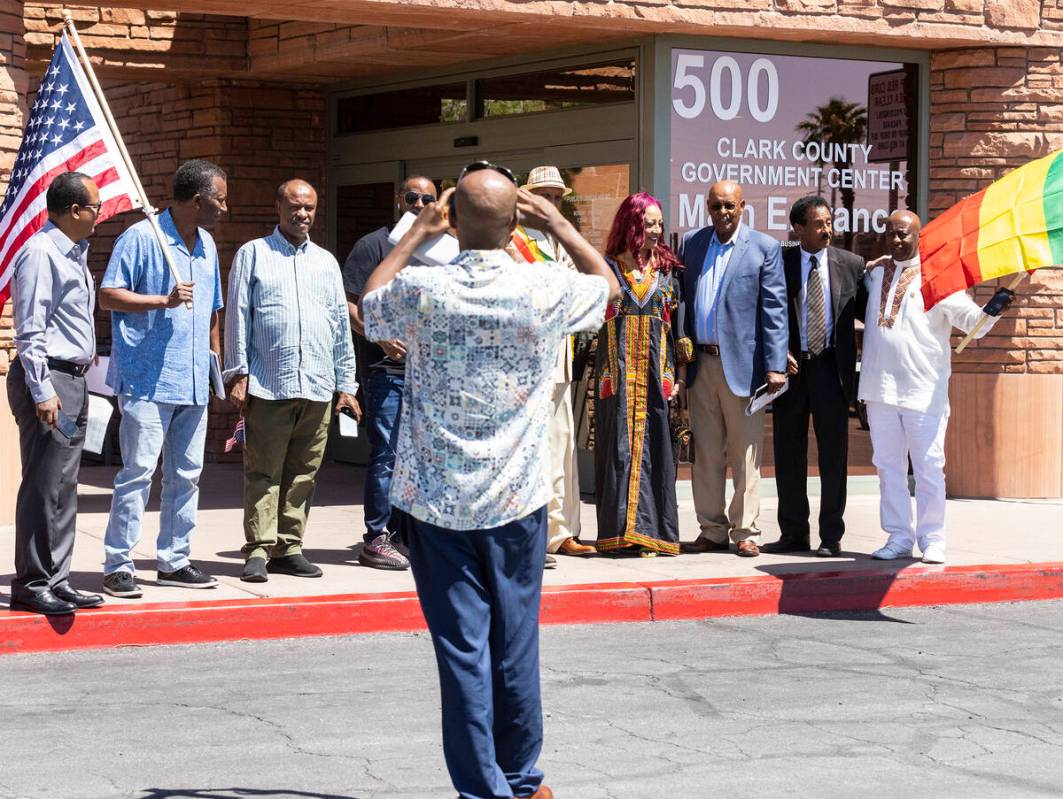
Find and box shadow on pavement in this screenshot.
[136,790,365,799]
[756,560,918,623]
[76,463,366,512]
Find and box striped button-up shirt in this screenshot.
[694,223,740,345]
[224,227,357,402]
[12,222,96,402]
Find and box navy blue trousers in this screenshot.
[406,506,547,799]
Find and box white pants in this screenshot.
[866,401,949,551]
[546,379,581,552]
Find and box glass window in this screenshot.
[514,163,630,253]
[337,83,467,135]
[476,60,635,119]
[669,49,919,261]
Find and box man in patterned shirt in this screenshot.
[361,164,619,799]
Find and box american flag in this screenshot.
[224,417,246,453]
[0,34,141,314]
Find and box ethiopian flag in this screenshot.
[510,226,554,264]
[919,149,1063,309]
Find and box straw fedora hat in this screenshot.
[521,165,573,197]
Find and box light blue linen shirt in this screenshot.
[102,210,223,405]
[224,227,357,403]
[362,249,608,531]
[694,222,741,345]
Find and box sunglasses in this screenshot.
[403,191,436,206]
[458,161,517,185]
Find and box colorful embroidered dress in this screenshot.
[593,256,683,555]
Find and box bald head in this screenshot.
[275,179,318,245]
[886,209,922,262]
[452,169,518,251]
[708,181,745,243]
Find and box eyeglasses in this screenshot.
[458,161,517,185]
[78,202,102,213]
[403,191,436,207]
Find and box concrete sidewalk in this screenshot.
[1,463,1062,653]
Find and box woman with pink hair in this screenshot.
[593,192,693,556]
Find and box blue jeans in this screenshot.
[363,370,404,543]
[406,507,547,799]
[104,396,208,575]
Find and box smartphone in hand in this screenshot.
[55,411,79,439]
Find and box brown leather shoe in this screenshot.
[737,540,760,557]
[558,537,596,556]
[681,537,730,554]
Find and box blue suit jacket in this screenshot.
[678,224,788,397]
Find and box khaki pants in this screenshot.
[688,353,764,543]
[546,379,581,553]
[242,396,331,561]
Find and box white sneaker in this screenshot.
[871,541,913,560]
[921,542,946,564]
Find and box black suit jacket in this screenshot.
[783,245,867,402]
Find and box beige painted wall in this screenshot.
[0,376,19,525]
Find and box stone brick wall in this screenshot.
[0,0,25,378]
[929,47,1063,376]
[8,76,326,459]
[24,4,246,78]
[89,78,327,459]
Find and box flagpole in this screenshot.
[954,270,1027,353]
[62,12,191,309]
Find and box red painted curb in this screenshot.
[2,563,1061,655]
[649,562,1063,620]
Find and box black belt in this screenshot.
[799,347,835,361]
[697,344,720,356]
[46,357,90,377]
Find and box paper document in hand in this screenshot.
[86,356,115,398]
[388,212,459,266]
[209,352,226,399]
[745,379,788,416]
[338,412,359,438]
[83,394,115,454]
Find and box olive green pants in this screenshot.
[242,396,331,561]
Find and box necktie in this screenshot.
[806,255,826,356]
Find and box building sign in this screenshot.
[670,49,918,249]
[866,68,913,163]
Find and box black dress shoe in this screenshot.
[10,589,77,616]
[241,557,268,583]
[266,553,323,578]
[816,543,842,557]
[760,537,811,554]
[53,585,105,608]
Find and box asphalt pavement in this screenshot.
[1,601,1062,799]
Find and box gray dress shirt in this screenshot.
[12,221,96,402]
[224,227,358,403]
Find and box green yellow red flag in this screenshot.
[510,226,554,264]
[919,149,1063,309]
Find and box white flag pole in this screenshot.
[62,13,190,309]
